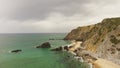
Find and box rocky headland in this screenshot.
[62,17,120,68]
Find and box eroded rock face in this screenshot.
[64,17,120,52]
[11,49,22,53]
[64,17,120,65]
[64,25,94,41]
[36,42,51,48]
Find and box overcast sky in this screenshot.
[0,0,120,33]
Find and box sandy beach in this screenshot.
[92,58,120,68]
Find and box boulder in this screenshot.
[64,46,69,51]
[11,49,22,53]
[36,42,51,48]
[51,46,63,51]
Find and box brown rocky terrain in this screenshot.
[64,17,120,65]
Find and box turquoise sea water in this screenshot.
[0,33,87,68]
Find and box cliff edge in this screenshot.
[64,17,120,65]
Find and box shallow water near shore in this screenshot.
[0,33,88,68]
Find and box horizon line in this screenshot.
[0,32,68,34]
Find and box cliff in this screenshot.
[64,17,120,64]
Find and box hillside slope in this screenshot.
[64,17,120,64]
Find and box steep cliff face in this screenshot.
[64,25,94,41]
[64,18,120,52]
[64,17,120,64]
[96,25,120,64]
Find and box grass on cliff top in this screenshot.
[102,18,120,26]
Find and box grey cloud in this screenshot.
[0,0,120,33]
[0,0,95,21]
[0,0,118,21]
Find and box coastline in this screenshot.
[63,41,120,68]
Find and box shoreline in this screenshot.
[61,40,120,68]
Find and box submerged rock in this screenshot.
[11,49,22,53]
[49,38,63,40]
[36,42,51,48]
[49,38,55,40]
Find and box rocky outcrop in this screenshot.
[64,25,94,41]
[51,41,82,51]
[51,46,69,51]
[64,17,120,65]
[11,49,22,53]
[36,42,51,48]
[64,17,120,51]
[51,46,63,51]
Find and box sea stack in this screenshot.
[36,42,51,48]
[11,49,22,53]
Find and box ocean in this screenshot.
[0,33,87,68]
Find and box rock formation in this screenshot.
[51,46,63,51]
[64,17,120,65]
[11,49,22,53]
[36,42,51,48]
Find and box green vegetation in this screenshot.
[117,34,120,36]
[110,35,120,44]
[101,39,104,42]
[98,29,102,36]
[64,17,120,47]
[93,38,100,45]
[117,48,120,51]
[104,18,120,26]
